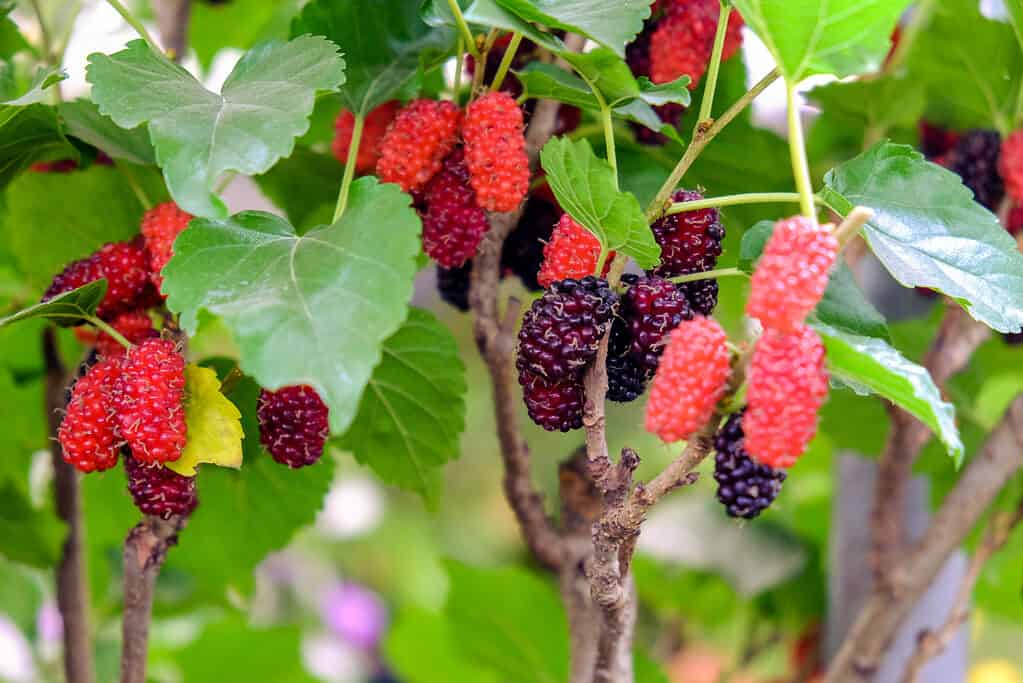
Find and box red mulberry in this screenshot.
[258,385,330,468]
[463,91,530,212]
[332,101,401,175]
[125,454,198,519]
[376,99,461,193]
[58,359,122,473]
[421,149,489,268]
[114,339,187,464]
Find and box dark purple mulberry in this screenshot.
[713,410,786,519]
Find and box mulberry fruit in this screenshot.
[421,149,490,268]
[58,358,122,473]
[502,195,559,291]
[746,216,838,333]
[114,339,187,464]
[620,274,693,373]
[96,310,157,359]
[140,201,193,289]
[516,276,619,381]
[463,91,530,212]
[645,316,731,443]
[258,385,330,468]
[999,130,1023,203]
[519,370,584,431]
[44,238,158,319]
[649,0,743,87]
[376,99,461,193]
[918,120,959,160]
[744,325,829,468]
[650,189,725,278]
[437,262,472,312]
[332,101,401,175]
[125,454,198,519]
[713,410,785,519]
[680,278,719,316]
[947,129,1004,210]
[607,354,649,403]
[537,214,603,288]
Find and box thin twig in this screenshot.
[120,515,185,683]
[899,500,1023,683]
[44,330,95,683]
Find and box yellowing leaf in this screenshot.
[168,364,243,476]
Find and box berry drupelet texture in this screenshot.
[620,274,693,373]
[125,455,198,519]
[436,262,472,312]
[501,195,559,291]
[519,370,584,432]
[649,0,743,87]
[376,99,461,193]
[947,129,1004,210]
[44,238,159,319]
[537,214,604,288]
[421,149,490,268]
[332,100,401,175]
[141,201,193,289]
[713,410,786,519]
[114,339,188,464]
[680,278,720,316]
[650,190,725,278]
[96,310,158,359]
[516,276,619,382]
[258,385,330,468]
[606,354,649,403]
[746,216,838,333]
[463,92,530,212]
[59,359,122,473]
[645,316,731,443]
[999,130,1023,202]
[744,325,829,469]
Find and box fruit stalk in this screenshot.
[695,1,732,125]
[103,0,159,51]
[666,191,807,214]
[333,112,365,222]
[786,83,817,221]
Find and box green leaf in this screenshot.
[634,651,670,683]
[166,364,244,477]
[493,0,650,57]
[811,321,963,464]
[516,63,684,139]
[292,0,449,116]
[0,104,75,189]
[731,0,910,80]
[739,220,888,339]
[563,48,641,103]
[0,280,106,329]
[190,0,297,69]
[87,37,345,217]
[4,164,167,288]
[908,0,1022,131]
[162,177,421,435]
[0,481,63,567]
[806,77,925,135]
[337,308,466,499]
[540,137,660,268]
[178,615,316,682]
[0,2,31,61]
[424,0,564,52]
[445,561,569,683]
[386,607,501,683]
[2,67,66,106]
[822,142,1023,334]
[253,148,343,230]
[58,99,155,165]
[0,557,43,636]
[637,76,692,107]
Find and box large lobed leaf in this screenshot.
[731,0,910,80]
[492,0,650,57]
[822,142,1023,334]
[292,0,451,116]
[907,0,1022,131]
[162,177,421,435]
[540,137,660,269]
[811,321,963,464]
[87,36,345,217]
[337,308,467,500]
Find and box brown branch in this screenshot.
[898,500,1023,683]
[870,302,991,579]
[120,515,185,683]
[153,0,191,62]
[43,329,95,683]
[828,393,1023,683]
